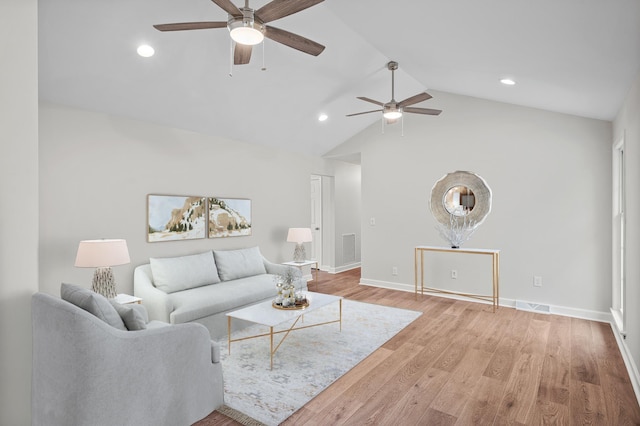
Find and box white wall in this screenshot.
[328,90,612,315]
[38,103,336,297]
[613,71,640,386]
[0,0,39,423]
[332,161,362,270]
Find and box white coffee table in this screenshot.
[226,291,343,369]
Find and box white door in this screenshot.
[310,175,322,267]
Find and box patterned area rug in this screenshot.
[217,299,422,425]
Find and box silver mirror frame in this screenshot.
[430,171,492,228]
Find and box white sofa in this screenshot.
[134,247,306,338]
[32,285,223,426]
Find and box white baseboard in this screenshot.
[360,276,640,407]
[359,277,612,323]
[321,262,361,274]
[611,324,640,408]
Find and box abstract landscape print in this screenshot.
[208,197,251,238]
[147,195,206,242]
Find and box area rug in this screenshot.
[217,299,422,425]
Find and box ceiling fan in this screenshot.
[347,61,442,123]
[153,0,325,66]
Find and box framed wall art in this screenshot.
[147,195,207,242]
[208,197,252,238]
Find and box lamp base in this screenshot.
[293,243,307,263]
[91,267,117,299]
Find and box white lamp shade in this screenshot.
[286,228,312,244]
[74,239,130,268]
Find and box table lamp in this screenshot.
[287,228,312,263]
[74,239,130,298]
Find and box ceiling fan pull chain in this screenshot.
[261,41,266,71]
[229,39,233,77]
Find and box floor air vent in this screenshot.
[515,300,550,314]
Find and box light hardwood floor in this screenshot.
[197,268,640,425]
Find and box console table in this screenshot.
[414,246,500,312]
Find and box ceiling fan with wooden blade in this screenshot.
[347,61,442,123]
[153,0,326,66]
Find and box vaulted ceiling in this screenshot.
[39,0,640,157]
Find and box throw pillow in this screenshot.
[213,246,267,281]
[109,301,147,331]
[61,283,127,331]
[150,250,221,293]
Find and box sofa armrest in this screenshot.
[134,264,173,323]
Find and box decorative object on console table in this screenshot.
[74,239,130,298]
[287,227,312,262]
[429,170,492,248]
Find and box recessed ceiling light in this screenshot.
[137,44,155,58]
[318,113,328,122]
[500,78,516,86]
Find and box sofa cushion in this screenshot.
[110,301,147,331]
[168,274,277,324]
[150,251,220,293]
[61,283,127,331]
[213,247,266,281]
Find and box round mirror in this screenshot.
[430,171,492,228]
[443,186,475,216]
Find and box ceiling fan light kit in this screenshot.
[228,8,264,45]
[347,60,442,128]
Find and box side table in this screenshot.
[113,293,142,305]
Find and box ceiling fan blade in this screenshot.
[256,0,324,23]
[357,96,384,106]
[234,43,252,65]
[211,0,242,17]
[264,26,325,56]
[403,107,442,116]
[346,109,382,117]
[397,92,432,108]
[154,22,227,31]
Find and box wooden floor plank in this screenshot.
[376,367,450,425]
[537,314,571,406]
[197,268,640,426]
[571,317,602,385]
[430,348,493,417]
[455,376,506,425]
[495,352,544,424]
[569,379,608,424]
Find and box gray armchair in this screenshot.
[32,292,223,426]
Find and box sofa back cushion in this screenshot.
[213,247,267,281]
[150,251,221,293]
[61,283,127,331]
